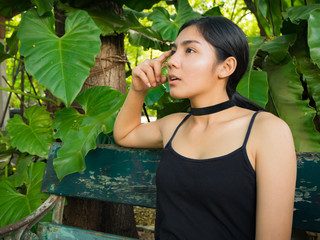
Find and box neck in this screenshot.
[190,99,234,116]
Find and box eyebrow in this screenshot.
[170,40,201,48]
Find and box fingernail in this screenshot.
[157,77,160,82]
[147,83,151,88]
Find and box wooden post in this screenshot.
[0,14,9,131]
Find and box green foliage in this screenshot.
[18,9,101,107]
[237,36,268,107]
[5,105,54,158]
[0,161,48,227]
[148,0,201,41]
[308,8,320,69]
[31,0,54,16]
[52,86,125,180]
[264,56,320,152]
[0,42,12,63]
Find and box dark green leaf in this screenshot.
[261,34,296,64]
[145,85,166,106]
[5,105,54,158]
[0,162,48,227]
[286,4,320,23]
[125,0,161,12]
[31,0,54,16]
[308,8,320,69]
[52,86,125,180]
[265,56,320,152]
[18,9,101,107]
[7,155,33,188]
[0,0,31,17]
[237,36,268,107]
[258,0,268,18]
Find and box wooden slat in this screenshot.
[38,222,138,240]
[41,143,161,208]
[42,143,320,232]
[293,152,320,232]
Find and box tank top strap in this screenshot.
[243,110,264,147]
[166,114,191,146]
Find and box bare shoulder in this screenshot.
[254,111,293,141]
[252,111,296,162]
[157,112,189,146]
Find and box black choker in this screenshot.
[190,100,235,116]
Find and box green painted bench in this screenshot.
[0,142,319,239]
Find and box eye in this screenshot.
[186,48,195,53]
[170,49,176,55]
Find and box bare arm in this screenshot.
[113,51,172,148]
[254,113,297,240]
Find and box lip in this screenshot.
[168,73,181,84]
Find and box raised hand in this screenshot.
[131,50,172,92]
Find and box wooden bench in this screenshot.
[0,142,319,239]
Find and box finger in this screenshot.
[156,50,172,65]
[134,67,151,88]
[140,62,156,87]
[160,75,167,83]
[153,60,162,82]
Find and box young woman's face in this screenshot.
[167,25,222,100]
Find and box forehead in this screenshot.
[175,26,207,45]
[174,25,212,49]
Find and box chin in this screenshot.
[169,90,189,100]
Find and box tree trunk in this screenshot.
[55,6,138,238]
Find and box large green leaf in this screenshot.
[5,106,54,158]
[237,36,268,107]
[0,162,48,227]
[291,28,320,113]
[202,7,222,16]
[286,4,320,23]
[261,34,296,64]
[52,86,125,180]
[148,0,201,41]
[264,56,320,152]
[31,0,54,16]
[308,8,320,69]
[123,11,169,51]
[7,155,33,188]
[18,9,101,107]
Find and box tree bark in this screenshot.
[83,34,127,94]
[56,5,137,238]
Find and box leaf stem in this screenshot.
[0,87,57,105]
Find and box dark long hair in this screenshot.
[178,16,264,111]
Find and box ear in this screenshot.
[217,57,237,79]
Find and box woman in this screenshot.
[113,16,296,240]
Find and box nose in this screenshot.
[168,52,180,69]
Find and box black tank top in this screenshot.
[155,111,262,240]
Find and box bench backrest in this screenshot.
[41,143,320,232]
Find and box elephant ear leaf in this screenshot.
[5,106,54,158]
[148,0,201,41]
[18,9,101,107]
[0,162,48,227]
[52,86,125,181]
